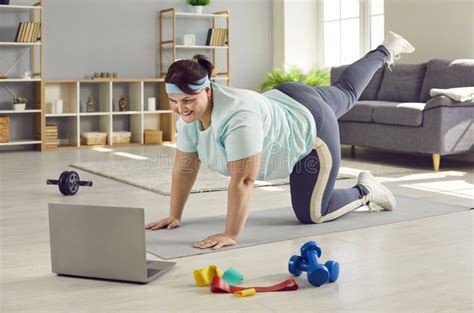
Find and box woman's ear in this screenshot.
[205,86,212,98]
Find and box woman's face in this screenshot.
[168,86,212,123]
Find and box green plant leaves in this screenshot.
[11,96,27,104]
[260,66,330,92]
[187,0,210,5]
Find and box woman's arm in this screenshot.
[225,153,261,239]
[194,153,261,249]
[170,149,200,220]
[146,149,199,230]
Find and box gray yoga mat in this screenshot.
[146,196,471,259]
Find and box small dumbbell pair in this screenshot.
[288,241,340,287]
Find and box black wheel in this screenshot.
[66,171,80,196]
[58,171,70,195]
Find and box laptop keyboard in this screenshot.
[147,268,162,277]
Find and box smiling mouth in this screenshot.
[182,111,193,117]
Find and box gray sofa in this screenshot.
[331,59,474,171]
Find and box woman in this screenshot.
[146,31,415,250]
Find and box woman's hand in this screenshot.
[145,216,180,230]
[194,233,237,250]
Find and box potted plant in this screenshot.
[260,66,330,92]
[187,0,210,14]
[11,96,27,111]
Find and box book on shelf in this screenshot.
[14,22,24,42]
[209,28,215,46]
[205,28,212,46]
[16,22,25,42]
[15,21,41,42]
[24,22,32,42]
[215,28,221,46]
[206,28,228,47]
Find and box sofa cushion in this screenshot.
[372,102,426,127]
[419,59,474,102]
[330,66,385,100]
[377,63,427,102]
[339,101,397,122]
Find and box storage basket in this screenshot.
[81,132,107,145]
[0,117,10,143]
[144,129,162,144]
[112,131,131,144]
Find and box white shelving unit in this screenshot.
[0,1,44,150]
[159,8,231,85]
[43,79,176,149]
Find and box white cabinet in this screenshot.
[43,79,176,149]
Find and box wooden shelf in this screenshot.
[166,45,229,50]
[0,4,41,11]
[112,111,142,115]
[159,8,230,85]
[45,113,77,117]
[79,112,110,116]
[0,78,41,82]
[78,78,165,83]
[0,42,41,46]
[42,79,177,148]
[0,140,41,146]
[0,1,43,152]
[144,110,173,114]
[174,12,229,18]
[211,76,230,81]
[0,109,41,114]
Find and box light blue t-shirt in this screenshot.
[176,82,316,180]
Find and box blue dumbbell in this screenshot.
[288,241,340,287]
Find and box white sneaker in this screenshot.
[357,171,396,212]
[382,31,416,70]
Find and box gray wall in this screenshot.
[385,0,474,63]
[2,0,273,91]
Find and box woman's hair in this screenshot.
[165,54,214,94]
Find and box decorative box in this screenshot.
[81,132,107,145]
[144,129,162,144]
[112,131,131,144]
[0,117,10,143]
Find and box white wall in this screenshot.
[1,0,273,91]
[385,0,474,63]
[273,0,320,71]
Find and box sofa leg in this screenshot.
[351,145,356,158]
[432,153,441,172]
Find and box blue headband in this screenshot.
[165,76,210,94]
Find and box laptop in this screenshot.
[48,203,176,283]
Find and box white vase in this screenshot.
[55,99,64,114]
[193,5,203,14]
[13,103,26,111]
[147,98,156,111]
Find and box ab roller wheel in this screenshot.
[47,170,93,196]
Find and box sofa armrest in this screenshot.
[424,95,474,111]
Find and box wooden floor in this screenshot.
[1,145,473,312]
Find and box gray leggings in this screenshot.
[274,45,389,223]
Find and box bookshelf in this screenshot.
[0,1,44,150]
[42,78,176,150]
[159,8,231,85]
